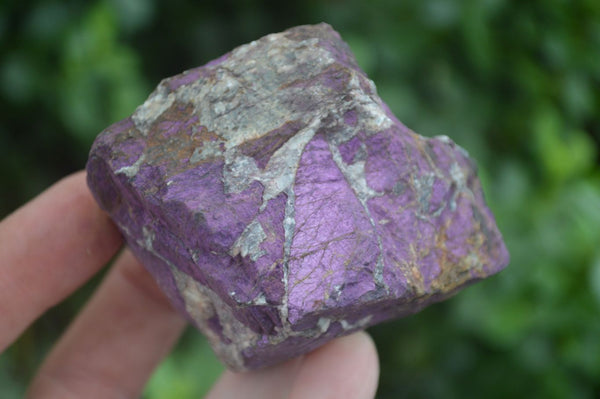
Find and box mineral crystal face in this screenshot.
[86,23,509,370]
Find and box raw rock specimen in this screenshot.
[86,23,509,370]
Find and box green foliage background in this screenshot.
[1,0,599,397]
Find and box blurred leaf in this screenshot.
[25,1,69,41]
[108,0,155,33]
[58,1,148,144]
[562,73,594,121]
[145,331,223,399]
[1,54,35,104]
[460,0,494,75]
[591,253,600,308]
[419,0,459,29]
[0,354,24,399]
[533,105,596,183]
[346,34,376,75]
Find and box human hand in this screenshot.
[0,172,380,398]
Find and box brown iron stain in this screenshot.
[115,101,226,180]
[238,120,305,169]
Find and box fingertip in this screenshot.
[64,171,123,258]
[354,331,380,397]
[206,331,380,399]
[290,331,380,399]
[40,170,124,294]
[206,356,304,399]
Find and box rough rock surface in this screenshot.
[86,23,509,370]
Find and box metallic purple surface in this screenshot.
[86,23,509,370]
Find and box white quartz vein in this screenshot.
[328,141,387,289]
[115,153,146,178]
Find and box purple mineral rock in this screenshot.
[86,23,509,370]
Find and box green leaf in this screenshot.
[532,105,596,183]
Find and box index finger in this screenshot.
[0,171,123,351]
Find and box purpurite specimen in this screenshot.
[86,23,509,370]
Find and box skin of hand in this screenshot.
[0,171,380,399]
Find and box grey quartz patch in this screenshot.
[230,219,268,261]
[190,140,224,163]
